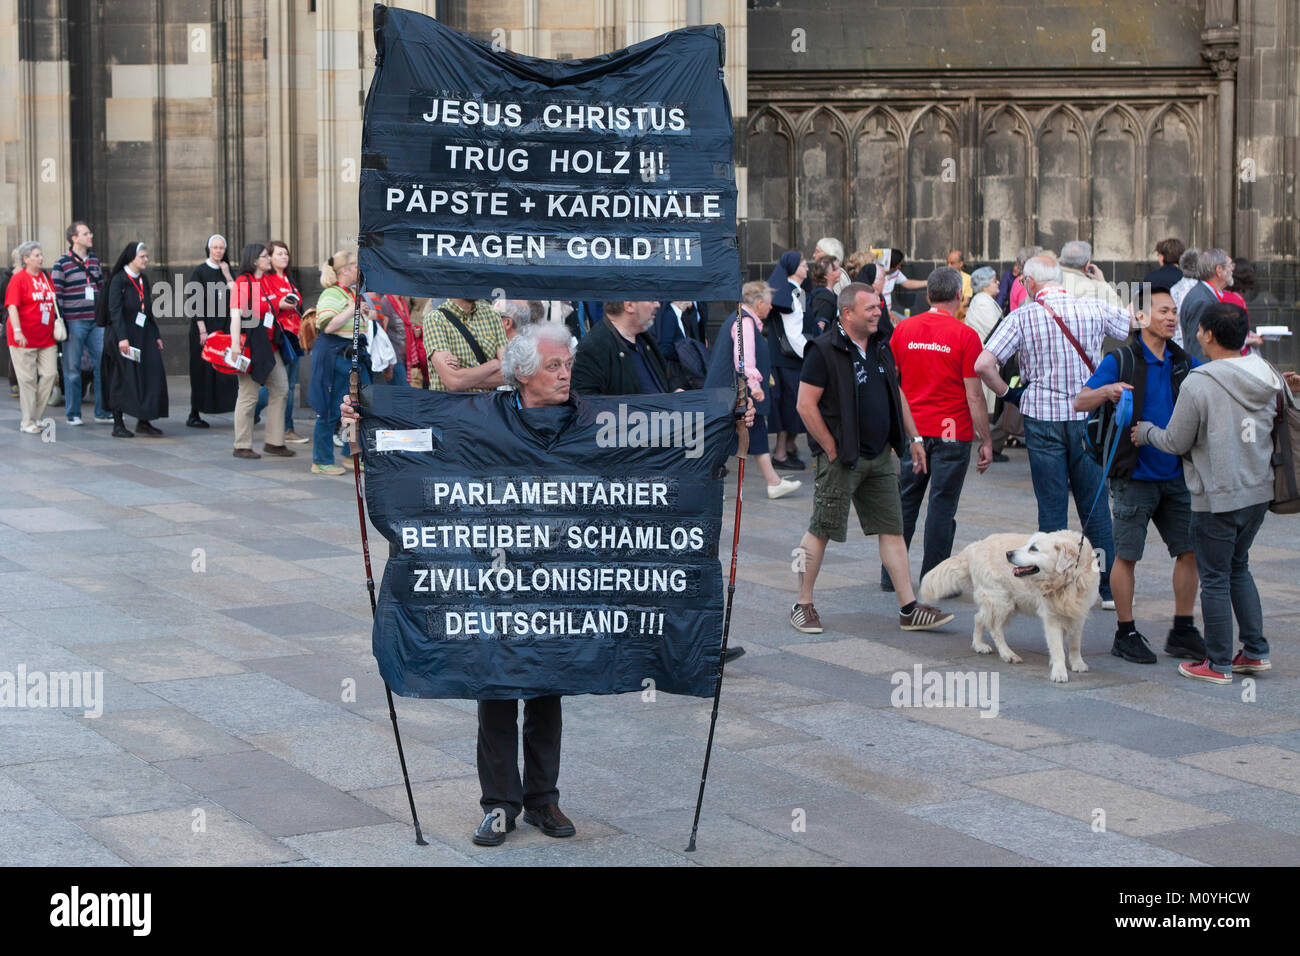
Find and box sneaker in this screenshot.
[93,414,114,424]
[65,416,83,426]
[790,602,823,634]
[1100,596,1116,610]
[1164,626,1206,660]
[1231,650,1271,674]
[900,603,954,631]
[18,423,41,434]
[767,478,801,499]
[9,385,17,397]
[283,429,309,444]
[333,432,345,448]
[1178,659,1232,684]
[311,463,346,476]
[1112,630,1157,664]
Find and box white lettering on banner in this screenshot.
[428,480,671,508]
[410,565,689,594]
[417,233,546,260]
[400,524,551,551]
[421,98,524,128]
[387,186,512,215]
[444,609,631,637]
[906,341,953,353]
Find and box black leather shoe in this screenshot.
[723,645,746,663]
[112,425,134,438]
[1165,626,1206,660]
[772,457,798,471]
[472,810,516,847]
[136,421,163,437]
[783,454,808,471]
[992,452,1010,463]
[186,415,209,429]
[262,443,296,457]
[523,803,575,838]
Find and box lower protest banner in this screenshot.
[359,385,736,699]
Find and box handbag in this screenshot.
[52,299,67,343]
[201,331,251,374]
[772,311,801,360]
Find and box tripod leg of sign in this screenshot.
[687,305,749,852]
[349,271,428,847]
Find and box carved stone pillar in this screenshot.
[1203,24,1240,249]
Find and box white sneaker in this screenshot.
[65,416,83,426]
[767,478,801,499]
[1101,598,1116,610]
[19,423,41,434]
[333,432,344,447]
[93,414,114,424]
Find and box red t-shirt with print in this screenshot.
[4,269,57,349]
[890,308,983,441]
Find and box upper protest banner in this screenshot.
[359,385,736,700]
[358,4,740,302]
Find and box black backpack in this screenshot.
[674,337,711,390]
[1083,347,1138,467]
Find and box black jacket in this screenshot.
[805,322,906,468]
[572,316,680,396]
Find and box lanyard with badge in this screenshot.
[71,252,97,301]
[127,272,148,329]
[32,272,54,325]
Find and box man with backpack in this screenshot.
[1132,302,1286,683]
[1074,285,1203,665]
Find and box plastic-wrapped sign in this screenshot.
[359,5,740,302]
[359,385,736,699]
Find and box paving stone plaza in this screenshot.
[1,378,1298,867]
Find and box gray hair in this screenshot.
[497,298,533,332]
[1197,248,1230,280]
[837,281,876,312]
[927,266,963,304]
[16,240,41,265]
[1022,253,1063,286]
[1060,240,1092,269]
[815,237,845,262]
[741,281,772,306]
[1014,245,1042,270]
[1179,247,1201,277]
[970,265,997,290]
[501,321,576,389]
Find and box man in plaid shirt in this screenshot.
[974,253,1136,607]
[421,297,507,392]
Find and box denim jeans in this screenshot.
[62,320,105,419]
[313,352,366,466]
[388,361,407,387]
[1191,503,1269,673]
[256,354,299,431]
[1022,416,1115,598]
[882,438,971,588]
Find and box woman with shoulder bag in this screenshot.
[307,251,368,476]
[229,243,293,460]
[99,241,167,437]
[4,240,63,433]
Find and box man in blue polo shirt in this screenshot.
[1074,285,1203,664]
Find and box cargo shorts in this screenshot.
[1110,473,1194,562]
[808,448,905,542]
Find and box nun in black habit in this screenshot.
[97,241,169,437]
[185,234,238,427]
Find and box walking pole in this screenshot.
[348,270,428,846]
[687,303,750,853]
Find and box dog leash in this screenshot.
[1076,388,1133,568]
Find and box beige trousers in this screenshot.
[10,344,58,429]
[234,353,287,449]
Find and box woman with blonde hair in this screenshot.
[307,251,368,475]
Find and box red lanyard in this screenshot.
[126,271,145,305]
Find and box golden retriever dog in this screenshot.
[919,531,1101,683]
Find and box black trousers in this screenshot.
[477,696,562,817]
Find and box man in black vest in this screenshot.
[1074,285,1204,664]
[790,282,954,634]
[572,300,681,396]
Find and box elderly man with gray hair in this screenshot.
[1177,249,1233,361]
[1059,240,1121,305]
[495,298,535,340]
[974,252,1137,608]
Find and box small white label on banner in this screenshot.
[375,428,433,453]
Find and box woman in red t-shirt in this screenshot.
[4,241,59,433]
[229,243,292,460]
[254,240,308,443]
